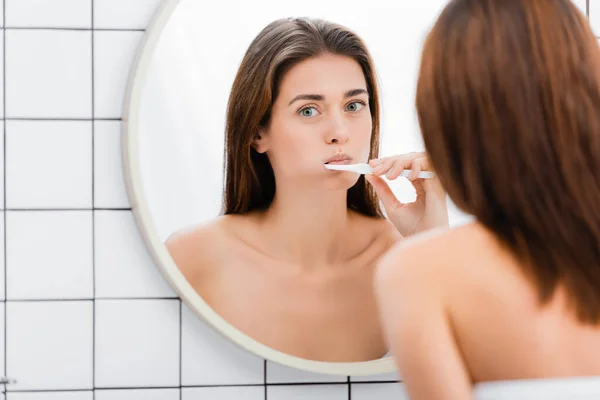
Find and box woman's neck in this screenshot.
[258,185,354,267]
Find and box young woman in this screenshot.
[166,17,448,362]
[376,0,600,397]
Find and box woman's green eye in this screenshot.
[347,102,365,112]
[300,107,318,117]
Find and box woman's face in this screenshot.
[255,53,374,190]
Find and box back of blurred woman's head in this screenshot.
[417,0,600,323]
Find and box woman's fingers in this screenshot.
[369,153,431,181]
[365,174,403,214]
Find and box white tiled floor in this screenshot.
[5,30,92,118]
[6,0,92,28]
[6,211,93,300]
[6,121,92,209]
[6,301,94,391]
[94,299,180,388]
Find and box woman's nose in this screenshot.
[326,117,349,144]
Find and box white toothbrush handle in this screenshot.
[398,170,435,179]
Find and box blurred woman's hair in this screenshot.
[417,0,600,323]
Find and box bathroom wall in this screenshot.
[0,0,594,399]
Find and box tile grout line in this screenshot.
[3,0,7,393]
[91,0,96,397]
[348,376,351,400]
[4,27,144,32]
[2,118,121,121]
[5,380,399,393]
[264,360,267,400]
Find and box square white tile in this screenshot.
[94,31,143,119]
[267,362,347,384]
[7,393,93,400]
[0,213,4,301]
[352,383,409,399]
[6,301,93,390]
[0,0,4,27]
[181,304,264,386]
[6,211,93,300]
[0,122,4,209]
[182,387,265,400]
[267,384,348,400]
[0,31,4,119]
[6,30,92,118]
[0,304,4,378]
[94,121,130,208]
[6,121,92,209]
[350,370,399,382]
[94,211,175,298]
[94,299,180,388]
[572,0,588,16]
[590,0,600,35]
[94,0,163,29]
[6,0,92,28]
[95,388,180,400]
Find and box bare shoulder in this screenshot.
[164,215,241,281]
[375,222,488,293]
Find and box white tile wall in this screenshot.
[6,30,92,118]
[590,0,600,35]
[267,384,348,400]
[6,301,93,391]
[95,388,180,400]
[6,211,93,300]
[2,0,593,399]
[5,0,92,29]
[6,121,92,209]
[183,386,265,400]
[7,393,93,400]
[352,383,410,400]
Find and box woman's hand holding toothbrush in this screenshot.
[365,152,449,237]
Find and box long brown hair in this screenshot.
[222,17,383,218]
[417,0,600,323]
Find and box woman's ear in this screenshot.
[252,129,268,153]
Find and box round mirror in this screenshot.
[123,0,468,376]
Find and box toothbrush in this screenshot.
[324,162,435,179]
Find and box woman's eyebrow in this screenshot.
[288,88,368,106]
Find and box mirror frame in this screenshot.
[121,0,398,376]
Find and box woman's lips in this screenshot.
[325,159,352,165]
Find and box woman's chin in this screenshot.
[323,173,360,190]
